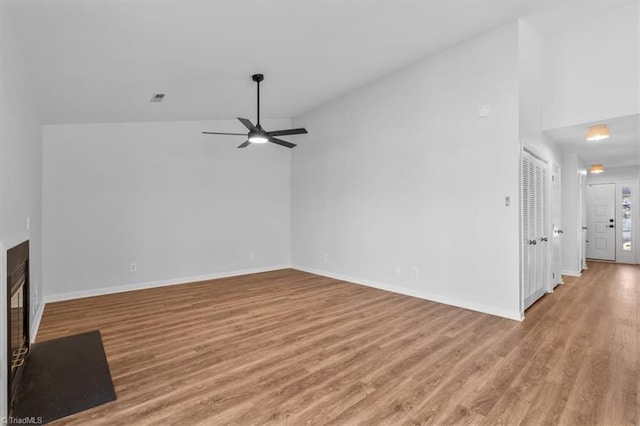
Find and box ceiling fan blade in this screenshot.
[237,140,251,149]
[202,131,246,136]
[269,137,296,149]
[237,117,257,131]
[267,128,308,137]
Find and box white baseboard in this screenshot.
[43,264,292,304]
[30,301,45,343]
[561,270,582,277]
[293,265,523,321]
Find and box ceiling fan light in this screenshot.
[586,124,610,141]
[590,164,604,174]
[248,135,268,144]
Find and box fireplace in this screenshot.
[6,240,29,414]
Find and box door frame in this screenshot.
[585,179,640,264]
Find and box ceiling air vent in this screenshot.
[150,93,165,103]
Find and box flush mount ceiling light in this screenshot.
[586,124,610,141]
[590,164,604,174]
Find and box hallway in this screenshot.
[520,261,639,424]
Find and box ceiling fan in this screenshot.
[202,74,308,149]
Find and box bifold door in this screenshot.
[522,151,549,309]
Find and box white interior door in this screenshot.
[579,173,587,270]
[535,163,548,295]
[522,151,549,309]
[550,164,562,287]
[522,157,532,306]
[586,183,616,261]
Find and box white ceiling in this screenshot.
[4,0,616,125]
[545,114,640,169]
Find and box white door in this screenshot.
[579,173,587,270]
[550,164,562,287]
[522,152,549,309]
[586,183,616,261]
[522,155,533,305]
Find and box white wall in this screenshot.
[560,152,586,275]
[543,2,640,130]
[0,12,44,419]
[42,120,292,300]
[518,22,562,167]
[291,22,522,320]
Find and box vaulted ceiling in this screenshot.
[4,0,617,125]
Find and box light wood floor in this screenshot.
[37,262,639,425]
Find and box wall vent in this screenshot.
[150,93,165,103]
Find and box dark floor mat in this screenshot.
[12,330,117,424]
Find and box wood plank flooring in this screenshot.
[36,261,639,425]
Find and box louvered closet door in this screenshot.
[523,153,535,308]
[522,154,535,303]
[522,156,531,300]
[522,151,549,309]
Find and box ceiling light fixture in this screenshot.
[248,132,268,144]
[590,164,604,174]
[586,124,610,141]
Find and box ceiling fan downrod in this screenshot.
[252,73,263,127]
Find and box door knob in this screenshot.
[609,219,614,222]
[529,239,537,245]
[557,229,564,234]
[608,225,614,228]
[540,236,548,242]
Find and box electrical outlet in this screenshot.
[411,267,418,278]
[322,253,328,263]
[249,251,255,261]
[130,263,137,273]
[26,216,30,230]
